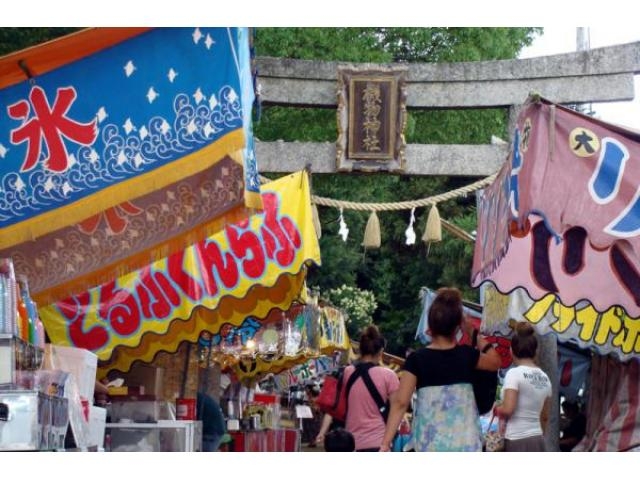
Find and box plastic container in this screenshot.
[176,398,196,420]
[43,344,98,402]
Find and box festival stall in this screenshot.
[0,27,284,451]
[471,94,640,451]
[36,170,320,451]
[194,302,349,451]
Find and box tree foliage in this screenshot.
[0,28,79,55]
[254,27,541,354]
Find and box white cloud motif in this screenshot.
[227,88,238,103]
[192,28,203,44]
[139,126,149,140]
[123,118,136,134]
[160,119,171,135]
[205,34,215,50]
[62,182,72,196]
[208,95,218,109]
[89,149,100,163]
[44,177,54,192]
[124,60,136,77]
[187,119,197,134]
[168,68,178,83]
[67,153,77,169]
[0,143,7,158]
[14,176,25,192]
[203,123,215,137]
[134,153,144,167]
[117,150,127,165]
[147,87,159,104]
[193,88,205,104]
[96,107,108,123]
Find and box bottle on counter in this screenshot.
[17,275,37,344]
[16,282,29,342]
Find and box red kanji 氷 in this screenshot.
[8,86,97,173]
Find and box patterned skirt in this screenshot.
[412,383,482,452]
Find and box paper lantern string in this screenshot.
[405,207,416,245]
[338,207,349,242]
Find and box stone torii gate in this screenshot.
[253,41,640,451]
[255,41,640,177]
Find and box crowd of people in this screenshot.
[197,287,585,453]
[305,286,575,453]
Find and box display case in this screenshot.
[0,389,68,451]
[106,420,202,452]
[107,397,172,423]
[0,334,43,389]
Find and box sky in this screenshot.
[520,27,640,130]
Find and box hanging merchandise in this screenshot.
[283,313,302,357]
[405,208,416,245]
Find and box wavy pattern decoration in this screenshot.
[101,271,306,375]
[40,171,321,369]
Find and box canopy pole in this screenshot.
[539,334,560,451]
[180,342,192,399]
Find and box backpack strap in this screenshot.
[344,365,364,402]
[358,364,388,418]
[345,363,388,420]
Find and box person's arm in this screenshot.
[315,413,333,446]
[494,388,518,420]
[474,332,502,371]
[94,379,109,395]
[380,371,416,452]
[540,396,551,435]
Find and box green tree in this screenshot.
[0,28,79,55]
[255,27,541,355]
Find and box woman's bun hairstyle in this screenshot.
[515,322,535,337]
[511,321,538,359]
[359,324,386,356]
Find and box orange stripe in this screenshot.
[0,28,152,90]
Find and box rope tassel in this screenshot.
[422,204,442,244]
[362,211,381,249]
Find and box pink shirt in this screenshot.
[343,364,400,450]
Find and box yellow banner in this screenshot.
[41,171,321,370]
[483,284,640,362]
